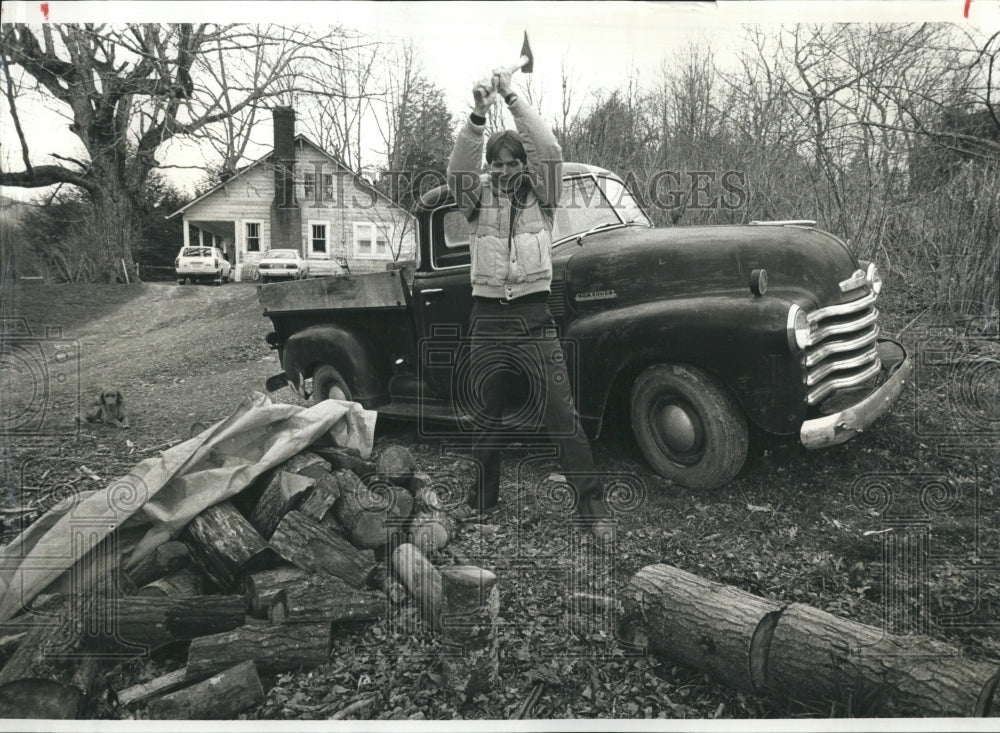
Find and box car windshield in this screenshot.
[182,247,213,257]
[267,250,299,259]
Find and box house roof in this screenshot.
[166,135,405,219]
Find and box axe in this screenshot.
[506,31,534,75]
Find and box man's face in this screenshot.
[491,152,525,194]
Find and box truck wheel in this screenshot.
[630,364,748,490]
[311,365,352,404]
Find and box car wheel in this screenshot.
[311,365,352,404]
[630,364,748,490]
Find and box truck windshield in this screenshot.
[552,175,651,243]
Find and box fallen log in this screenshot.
[147,660,264,719]
[310,446,377,480]
[334,474,414,550]
[110,595,246,651]
[181,500,280,591]
[269,510,376,588]
[268,578,385,625]
[391,543,442,631]
[137,567,205,598]
[297,469,342,522]
[376,445,417,487]
[185,622,331,679]
[116,668,188,708]
[125,541,190,589]
[249,470,316,539]
[244,564,311,619]
[439,565,499,698]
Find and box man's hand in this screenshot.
[492,67,513,98]
[473,78,497,117]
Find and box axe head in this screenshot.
[520,31,533,73]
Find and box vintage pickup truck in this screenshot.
[259,163,910,490]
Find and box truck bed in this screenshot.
[257,270,409,315]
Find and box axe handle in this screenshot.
[507,55,531,75]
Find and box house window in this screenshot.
[310,222,328,254]
[353,222,391,259]
[245,221,262,252]
[323,173,335,202]
[303,171,315,200]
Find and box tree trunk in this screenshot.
[125,541,190,589]
[185,622,331,679]
[267,577,385,625]
[269,510,376,588]
[147,660,264,719]
[181,500,280,591]
[624,564,784,693]
[333,475,414,550]
[89,174,140,284]
[110,595,246,651]
[391,543,442,631]
[249,469,316,539]
[243,564,311,619]
[765,603,1000,717]
[136,567,205,598]
[439,566,499,698]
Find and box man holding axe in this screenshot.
[447,38,614,545]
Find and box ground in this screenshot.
[1,278,998,720]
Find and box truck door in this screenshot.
[410,205,475,400]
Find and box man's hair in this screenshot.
[486,130,527,165]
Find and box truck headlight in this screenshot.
[787,304,811,351]
[865,262,882,295]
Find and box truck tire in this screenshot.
[311,365,352,404]
[630,364,748,491]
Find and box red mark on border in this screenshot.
[40,3,49,21]
[964,0,972,18]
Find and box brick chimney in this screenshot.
[270,106,301,251]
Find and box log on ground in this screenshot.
[376,445,417,486]
[310,446,377,480]
[267,577,385,624]
[181,500,280,590]
[269,510,376,588]
[147,660,264,719]
[334,475,414,550]
[125,541,190,589]
[244,564,311,619]
[296,469,342,522]
[185,622,331,679]
[249,470,316,539]
[136,567,206,598]
[116,668,188,708]
[110,595,246,651]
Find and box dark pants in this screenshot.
[466,297,607,518]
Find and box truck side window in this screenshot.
[432,207,471,269]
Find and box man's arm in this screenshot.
[447,79,495,219]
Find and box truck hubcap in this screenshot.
[653,399,704,463]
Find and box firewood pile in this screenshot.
[0,443,486,720]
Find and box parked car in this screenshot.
[258,162,910,491]
[175,246,231,285]
[257,249,310,283]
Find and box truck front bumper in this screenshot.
[800,339,911,449]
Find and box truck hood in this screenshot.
[555,224,861,312]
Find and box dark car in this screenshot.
[260,163,910,490]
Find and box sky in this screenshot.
[1,1,999,199]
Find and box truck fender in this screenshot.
[281,324,389,407]
[565,295,807,437]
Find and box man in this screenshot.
[447,68,613,543]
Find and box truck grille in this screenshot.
[803,290,881,405]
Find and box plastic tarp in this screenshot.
[0,392,377,623]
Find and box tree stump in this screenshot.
[147,660,264,719]
[249,470,316,539]
[765,602,1000,716]
[181,501,280,591]
[391,543,442,631]
[185,622,331,679]
[136,567,205,598]
[243,564,311,619]
[624,564,784,693]
[267,578,385,625]
[376,445,417,486]
[333,474,414,550]
[439,566,499,698]
[269,510,376,588]
[125,541,189,589]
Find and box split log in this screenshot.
[125,541,189,589]
[249,469,316,538]
[147,660,264,719]
[267,578,385,625]
[296,468,342,522]
[624,564,784,693]
[137,567,205,598]
[333,475,414,550]
[185,622,331,679]
[765,603,1000,717]
[376,445,417,486]
[110,595,246,651]
[439,566,499,697]
[408,485,458,554]
[116,668,188,708]
[310,446,377,480]
[391,543,442,631]
[0,597,102,719]
[269,510,376,588]
[181,500,280,591]
[283,451,330,475]
[244,564,310,619]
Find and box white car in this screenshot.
[175,246,232,284]
[257,249,310,283]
